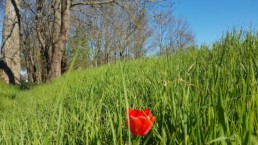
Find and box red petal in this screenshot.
[126,108,155,136]
[129,115,143,135]
[143,109,151,116]
[140,116,155,135]
[129,109,144,117]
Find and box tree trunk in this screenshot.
[48,0,70,81]
[36,0,51,82]
[0,59,15,84]
[0,0,21,84]
[61,50,67,74]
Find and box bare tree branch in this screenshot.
[71,0,114,8]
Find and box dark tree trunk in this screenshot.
[48,0,70,81]
[0,0,21,84]
[36,0,51,82]
[0,60,15,84]
[61,50,67,74]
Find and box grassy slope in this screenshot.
[0,31,258,144]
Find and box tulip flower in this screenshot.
[126,108,155,136]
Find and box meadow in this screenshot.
[0,30,257,144]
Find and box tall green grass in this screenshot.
[0,30,257,144]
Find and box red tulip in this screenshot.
[126,108,155,136]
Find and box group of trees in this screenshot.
[0,0,195,84]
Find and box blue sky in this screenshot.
[0,1,258,47]
[173,0,258,46]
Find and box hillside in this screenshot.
[0,30,258,144]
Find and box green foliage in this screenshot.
[0,29,258,144]
[67,28,91,70]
